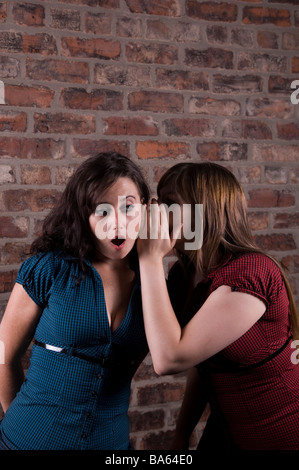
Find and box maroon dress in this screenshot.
[169,253,299,450]
[201,253,299,450]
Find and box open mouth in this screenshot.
[111,237,125,247]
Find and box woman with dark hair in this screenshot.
[137,162,299,450]
[0,152,150,450]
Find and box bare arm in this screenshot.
[0,284,42,412]
[137,204,266,376]
[139,255,266,375]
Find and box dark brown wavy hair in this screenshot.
[158,161,299,341]
[31,152,150,267]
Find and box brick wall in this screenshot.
[0,0,298,450]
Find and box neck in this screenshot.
[93,252,131,271]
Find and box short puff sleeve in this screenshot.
[208,254,284,308]
[15,252,57,308]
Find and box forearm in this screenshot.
[139,256,182,375]
[0,360,24,413]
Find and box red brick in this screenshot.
[282,32,299,51]
[94,64,151,87]
[156,69,208,91]
[0,137,65,160]
[116,17,142,38]
[12,3,45,27]
[280,255,299,274]
[222,119,272,140]
[189,97,240,116]
[0,165,16,184]
[128,91,183,113]
[103,116,158,136]
[0,242,31,265]
[51,8,81,31]
[245,97,292,119]
[137,382,185,406]
[0,2,7,22]
[59,0,119,7]
[26,58,89,83]
[126,42,178,65]
[207,25,229,44]
[0,56,20,78]
[237,166,261,184]
[248,212,269,231]
[257,31,279,49]
[163,118,217,137]
[133,360,156,381]
[196,141,248,161]
[22,33,58,55]
[124,0,181,17]
[291,57,299,74]
[55,165,77,185]
[186,1,238,22]
[0,111,27,132]
[242,7,290,26]
[185,47,233,69]
[242,120,272,140]
[212,74,263,93]
[20,165,51,185]
[274,212,299,229]
[146,19,173,41]
[0,270,18,293]
[231,28,254,48]
[60,87,123,111]
[268,76,293,95]
[252,144,299,162]
[4,84,54,108]
[136,141,189,160]
[254,234,296,251]
[265,167,288,184]
[84,12,112,34]
[277,123,299,140]
[247,189,295,208]
[0,216,29,238]
[61,36,120,59]
[0,189,61,212]
[290,168,299,184]
[34,112,95,134]
[70,139,129,159]
[0,32,23,53]
[237,51,287,73]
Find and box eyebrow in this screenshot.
[96,195,137,204]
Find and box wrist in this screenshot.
[138,252,164,265]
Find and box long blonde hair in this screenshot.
[158,162,299,341]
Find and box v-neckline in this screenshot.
[90,264,137,337]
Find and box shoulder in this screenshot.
[222,253,280,276]
[209,253,284,304]
[16,251,72,285]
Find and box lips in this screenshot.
[111,237,125,248]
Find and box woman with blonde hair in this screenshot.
[137,162,299,450]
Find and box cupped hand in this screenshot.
[137,199,182,261]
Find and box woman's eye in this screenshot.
[95,205,111,217]
[126,204,135,213]
[119,204,135,214]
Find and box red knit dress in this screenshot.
[197,253,299,450]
